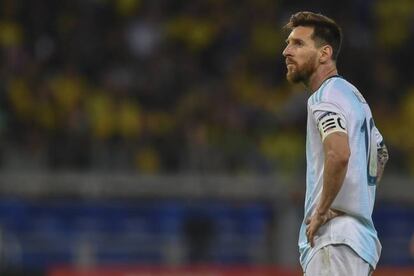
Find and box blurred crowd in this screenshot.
[0,0,413,175]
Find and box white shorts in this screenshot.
[305,244,373,276]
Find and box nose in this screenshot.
[282,45,291,57]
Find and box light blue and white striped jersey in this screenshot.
[299,76,382,271]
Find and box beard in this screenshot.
[286,54,317,84]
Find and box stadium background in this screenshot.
[0,0,413,275]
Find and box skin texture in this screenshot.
[283,26,350,247]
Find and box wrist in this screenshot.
[316,208,328,216]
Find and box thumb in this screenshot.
[305,217,310,225]
[329,209,345,219]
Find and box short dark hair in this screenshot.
[284,11,342,60]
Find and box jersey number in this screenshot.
[361,118,377,185]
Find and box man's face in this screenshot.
[283,26,320,84]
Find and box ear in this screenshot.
[319,45,333,64]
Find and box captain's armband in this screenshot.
[317,112,347,141]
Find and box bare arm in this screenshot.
[306,131,350,247]
[376,143,389,183]
[317,132,350,214]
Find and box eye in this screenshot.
[295,40,304,46]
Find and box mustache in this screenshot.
[285,58,296,65]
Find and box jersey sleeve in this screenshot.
[373,126,384,147]
[310,101,348,142]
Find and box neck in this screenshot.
[305,63,338,93]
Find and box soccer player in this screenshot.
[282,12,389,275]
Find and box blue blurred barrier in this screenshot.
[0,199,272,270]
[373,201,414,266]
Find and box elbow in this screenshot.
[326,149,350,167]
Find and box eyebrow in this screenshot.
[285,37,305,44]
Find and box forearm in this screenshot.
[317,153,349,215]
